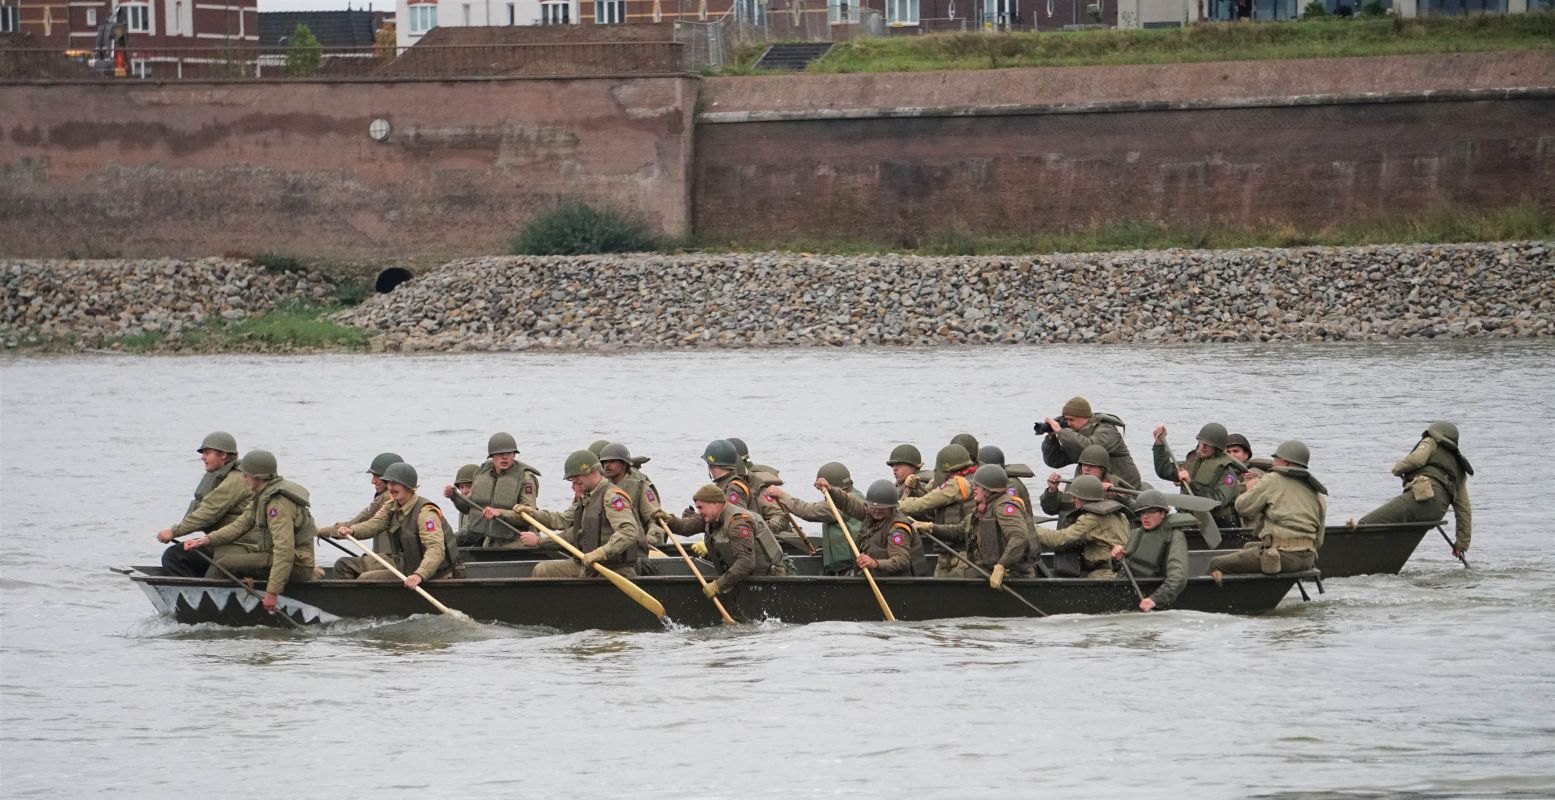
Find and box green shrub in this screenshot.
[1360,0,1386,16]
[285,24,323,77]
[252,252,305,272]
[510,202,660,256]
[1304,0,1327,16]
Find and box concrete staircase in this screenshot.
[754,43,834,72]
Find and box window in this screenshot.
[507,1,516,23]
[595,0,623,21]
[86,7,97,26]
[0,6,17,34]
[540,0,570,23]
[408,3,437,32]
[125,3,150,32]
[887,0,918,22]
[827,0,852,21]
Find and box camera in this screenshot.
[1033,417,1070,436]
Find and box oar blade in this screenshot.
[1169,494,1223,513]
[594,564,667,619]
[1194,511,1222,548]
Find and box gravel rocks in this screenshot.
[337,241,1555,352]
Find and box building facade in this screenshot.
[0,0,257,50]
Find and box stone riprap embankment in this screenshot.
[337,242,1554,352]
[1,258,337,350]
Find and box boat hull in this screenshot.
[1185,521,1435,578]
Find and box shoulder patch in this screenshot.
[1224,472,1236,486]
[610,496,627,511]
[953,476,971,501]
[735,524,753,539]
[729,491,742,505]
[1006,486,1018,496]
[268,506,279,518]
[1002,503,1019,516]
[425,519,437,531]
[645,486,658,504]
[889,531,906,547]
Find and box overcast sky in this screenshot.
[261,0,391,12]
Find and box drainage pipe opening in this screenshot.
[375,268,414,293]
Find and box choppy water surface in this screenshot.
[2,341,1553,798]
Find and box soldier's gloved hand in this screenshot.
[913,521,934,534]
[653,510,673,525]
[580,547,607,567]
[691,540,708,557]
[989,564,1007,591]
[511,504,536,518]
[702,579,720,599]
[904,473,920,491]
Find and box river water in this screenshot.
[2,341,1552,798]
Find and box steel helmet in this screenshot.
[1425,421,1460,447]
[702,439,740,468]
[1226,433,1252,454]
[367,451,404,476]
[886,444,923,469]
[564,450,601,479]
[935,444,973,474]
[588,439,610,456]
[1069,474,1106,502]
[1133,489,1171,513]
[977,445,1006,467]
[1196,423,1229,450]
[816,462,853,491]
[383,462,418,488]
[1273,439,1310,468]
[198,431,238,454]
[728,437,751,459]
[487,432,519,457]
[598,442,632,465]
[864,479,899,508]
[950,433,981,463]
[973,464,1009,493]
[1078,444,1111,469]
[454,463,478,484]
[237,449,277,480]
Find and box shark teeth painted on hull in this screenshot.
[159,585,339,627]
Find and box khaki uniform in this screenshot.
[207,477,319,595]
[613,467,665,545]
[928,494,1033,578]
[529,481,643,579]
[337,494,456,582]
[161,461,255,578]
[726,469,807,553]
[1120,515,1191,607]
[825,487,930,577]
[1210,468,1327,575]
[1039,472,1136,529]
[1036,501,1131,578]
[776,490,865,574]
[900,471,980,576]
[319,491,392,552]
[448,460,540,547]
[664,503,789,592]
[1359,437,1473,551]
[1040,413,1142,488]
[1152,445,1246,527]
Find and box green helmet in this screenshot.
[198,431,238,454]
[973,464,1008,492]
[367,451,403,476]
[728,437,750,459]
[950,433,980,463]
[454,463,478,484]
[598,442,632,464]
[702,439,739,468]
[864,479,899,508]
[1069,474,1106,502]
[816,462,853,491]
[1425,421,1460,447]
[1078,444,1111,469]
[886,444,923,469]
[1226,433,1252,454]
[1196,423,1229,450]
[977,445,1005,467]
[487,432,519,457]
[383,461,418,488]
[1273,439,1310,468]
[588,439,610,456]
[564,450,601,479]
[935,444,973,474]
[237,449,277,480]
[1134,489,1170,513]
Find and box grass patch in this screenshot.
[808,14,1555,73]
[511,201,661,255]
[98,302,370,353]
[693,203,1555,255]
[251,252,307,272]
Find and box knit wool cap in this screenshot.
[692,484,727,504]
[1062,396,1092,418]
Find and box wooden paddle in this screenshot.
[915,528,1046,617]
[1116,557,1148,607]
[778,506,819,556]
[339,533,473,622]
[1157,436,1222,548]
[657,520,735,625]
[520,512,667,620]
[1437,525,1470,569]
[821,490,895,622]
[181,541,308,631]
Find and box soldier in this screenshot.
[598,442,665,545]
[1040,444,1134,529]
[899,444,982,575]
[886,444,928,502]
[699,439,804,552]
[660,484,791,597]
[157,431,252,578]
[180,449,317,611]
[809,478,929,577]
[728,437,781,477]
[1209,440,1327,580]
[512,450,644,579]
[452,463,479,545]
[1035,475,1132,578]
[915,465,1032,587]
[1151,423,1246,527]
[977,445,1034,521]
[1225,433,1254,466]
[332,462,459,585]
[1358,422,1473,558]
[444,432,540,548]
[1037,395,1142,488]
[1110,489,1189,612]
[317,451,402,554]
[766,463,866,575]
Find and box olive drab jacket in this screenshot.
[529,480,644,571]
[1041,413,1142,488]
[826,487,930,577]
[353,493,459,580]
[320,490,392,553]
[1234,467,1328,553]
[1152,445,1247,527]
[612,467,665,543]
[1040,473,1137,529]
[1121,513,1192,607]
[664,504,785,591]
[1036,501,1132,577]
[207,477,318,594]
[776,489,866,574]
[929,494,1033,574]
[899,470,979,527]
[1391,436,1473,550]
[722,468,798,542]
[449,460,540,542]
[171,460,252,538]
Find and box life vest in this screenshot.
[707,507,783,576]
[1404,439,1470,504]
[572,483,643,569]
[1124,513,1192,577]
[391,496,459,579]
[971,494,1026,570]
[936,473,977,527]
[252,478,318,554]
[187,459,238,516]
[821,489,866,574]
[468,460,539,540]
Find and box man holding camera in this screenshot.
[1037,396,1142,488]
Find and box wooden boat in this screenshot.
[116,552,1315,631]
